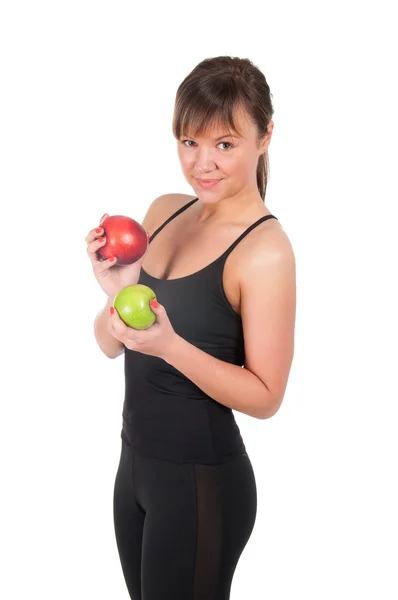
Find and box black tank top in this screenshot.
[121,197,278,464]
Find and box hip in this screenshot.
[118,436,257,519]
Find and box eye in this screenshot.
[182,139,196,147]
[181,140,233,150]
[218,141,233,150]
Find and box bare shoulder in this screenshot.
[234,217,296,316]
[142,193,197,235]
[236,217,295,280]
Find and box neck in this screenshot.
[194,188,265,225]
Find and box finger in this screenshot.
[86,236,108,263]
[99,213,109,226]
[107,319,124,343]
[107,314,123,342]
[108,308,130,339]
[85,226,104,245]
[93,257,118,278]
[110,309,141,343]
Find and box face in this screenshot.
[177,107,273,203]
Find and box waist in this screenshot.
[121,400,246,465]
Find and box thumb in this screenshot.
[149,299,163,314]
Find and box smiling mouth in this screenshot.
[196,178,222,182]
[195,178,222,190]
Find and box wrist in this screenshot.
[163,333,185,364]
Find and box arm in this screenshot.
[94,297,124,359]
[92,193,195,359]
[164,336,273,419]
[163,233,296,420]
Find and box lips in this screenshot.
[196,178,221,182]
[195,178,222,189]
[196,177,221,183]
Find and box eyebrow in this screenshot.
[182,132,239,140]
[215,133,238,140]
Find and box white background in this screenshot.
[1,1,397,598]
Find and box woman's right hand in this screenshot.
[85,213,148,299]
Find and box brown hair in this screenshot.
[172,56,274,201]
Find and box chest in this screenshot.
[142,223,244,316]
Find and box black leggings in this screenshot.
[113,440,257,600]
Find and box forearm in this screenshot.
[94,297,125,359]
[163,335,278,420]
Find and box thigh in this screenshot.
[214,453,258,599]
[134,452,257,600]
[113,441,146,600]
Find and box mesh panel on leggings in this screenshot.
[192,463,222,600]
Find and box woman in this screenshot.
[85,56,296,600]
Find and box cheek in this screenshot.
[178,148,193,170]
[225,153,252,178]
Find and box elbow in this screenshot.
[258,392,283,420]
[101,346,125,359]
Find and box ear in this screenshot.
[259,120,274,154]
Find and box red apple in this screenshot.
[97,215,148,265]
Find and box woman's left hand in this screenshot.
[108,300,178,360]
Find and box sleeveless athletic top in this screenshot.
[120,197,278,464]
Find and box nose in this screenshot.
[195,146,216,174]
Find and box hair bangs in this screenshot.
[173,93,244,141]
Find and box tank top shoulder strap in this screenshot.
[223,214,279,259]
[149,197,199,243]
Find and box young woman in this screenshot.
[85,55,296,600]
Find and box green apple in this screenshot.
[113,284,157,330]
